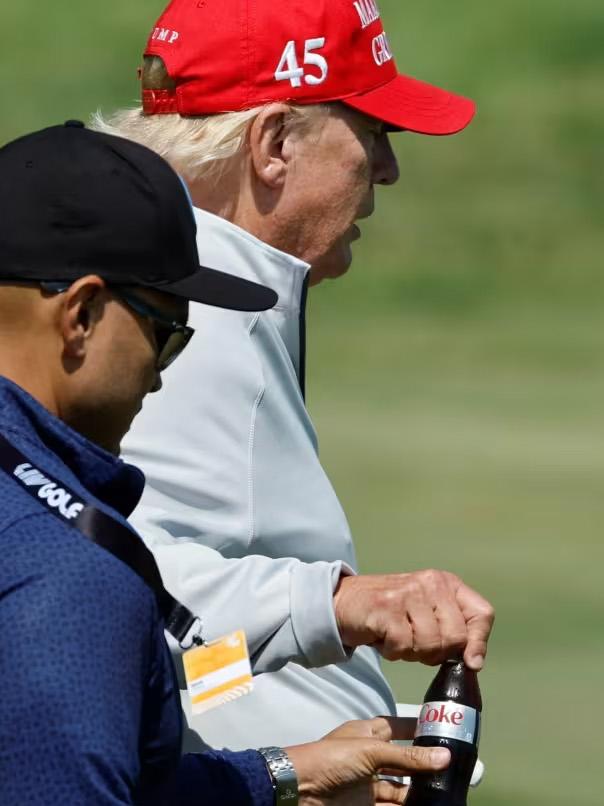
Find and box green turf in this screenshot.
[2,1,603,803]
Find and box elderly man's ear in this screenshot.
[248,103,298,189]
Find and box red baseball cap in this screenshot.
[143,0,475,135]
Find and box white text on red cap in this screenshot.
[353,0,381,30]
[151,27,180,45]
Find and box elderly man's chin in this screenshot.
[309,230,358,287]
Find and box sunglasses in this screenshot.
[40,281,195,372]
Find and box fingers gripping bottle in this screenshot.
[406,661,482,805]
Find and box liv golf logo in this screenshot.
[14,463,85,521]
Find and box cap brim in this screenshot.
[343,74,476,136]
[155,265,278,311]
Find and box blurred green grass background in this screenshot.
[2,1,603,804]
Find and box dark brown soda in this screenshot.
[405,661,482,806]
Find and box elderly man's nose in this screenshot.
[373,134,400,186]
[151,372,163,394]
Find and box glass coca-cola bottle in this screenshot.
[405,660,482,805]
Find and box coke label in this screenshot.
[414,700,479,745]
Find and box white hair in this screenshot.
[91,103,326,184]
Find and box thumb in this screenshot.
[452,581,495,671]
[366,742,451,775]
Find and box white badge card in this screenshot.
[183,629,253,715]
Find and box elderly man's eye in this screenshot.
[364,129,382,147]
[367,123,384,139]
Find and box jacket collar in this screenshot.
[0,376,144,518]
[193,208,310,315]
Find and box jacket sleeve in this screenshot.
[125,304,351,673]
[170,751,274,806]
[139,614,274,806]
[145,530,351,673]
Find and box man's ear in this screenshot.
[58,276,107,361]
[248,103,297,189]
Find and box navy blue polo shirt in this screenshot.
[0,377,273,806]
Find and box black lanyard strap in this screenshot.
[0,431,203,648]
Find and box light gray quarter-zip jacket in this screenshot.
[123,208,396,751]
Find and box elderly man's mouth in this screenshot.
[356,206,374,222]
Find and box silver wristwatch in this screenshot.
[258,746,299,804]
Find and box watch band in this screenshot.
[258,746,299,804]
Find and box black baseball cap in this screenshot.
[0,121,277,311]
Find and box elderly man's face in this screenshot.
[288,105,400,285]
